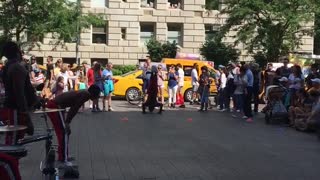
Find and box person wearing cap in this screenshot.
[305,64,320,90]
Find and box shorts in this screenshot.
[103,80,114,96]
[158,85,164,89]
[192,84,199,92]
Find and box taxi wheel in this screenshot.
[184,88,193,102]
[126,87,142,105]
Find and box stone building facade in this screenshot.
[27,0,314,65]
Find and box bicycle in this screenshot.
[17,102,59,180]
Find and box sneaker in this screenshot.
[219,109,227,112]
[96,107,102,112]
[108,107,114,112]
[91,108,97,112]
[246,118,253,123]
[236,110,241,113]
[242,116,248,119]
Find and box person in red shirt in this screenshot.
[86,61,97,109]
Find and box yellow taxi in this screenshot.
[113,68,193,102]
[161,58,218,95]
[113,59,218,102]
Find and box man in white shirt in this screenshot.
[177,63,185,108]
[190,63,199,104]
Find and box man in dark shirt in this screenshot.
[276,58,291,78]
[0,41,37,144]
[0,41,37,180]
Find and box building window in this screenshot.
[121,28,126,40]
[91,0,107,7]
[167,23,182,45]
[205,24,220,41]
[62,58,77,65]
[168,0,182,9]
[35,57,44,65]
[91,58,108,67]
[141,0,155,8]
[92,25,107,44]
[140,23,155,46]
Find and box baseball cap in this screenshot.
[278,77,288,82]
[311,78,320,84]
[218,65,225,69]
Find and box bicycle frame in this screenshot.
[18,106,59,180]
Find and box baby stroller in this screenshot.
[264,85,289,124]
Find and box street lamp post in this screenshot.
[76,0,81,65]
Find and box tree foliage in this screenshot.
[199,38,239,66]
[220,0,320,62]
[146,38,178,62]
[314,14,320,55]
[205,0,220,10]
[0,0,104,50]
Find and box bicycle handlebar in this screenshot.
[17,134,53,146]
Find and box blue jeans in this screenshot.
[143,79,150,93]
[234,94,244,112]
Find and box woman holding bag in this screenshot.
[102,62,114,112]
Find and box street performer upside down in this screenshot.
[45,85,100,167]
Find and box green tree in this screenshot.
[0,0,103,49]
[199,38,239,66]
[205,0,220,10]
[146,38,178,62]
[314,14,320,55]
[220,0,320,62]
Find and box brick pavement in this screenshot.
[19,101,320,180]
